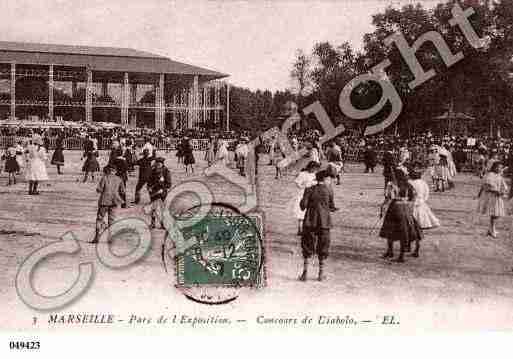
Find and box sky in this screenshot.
[0,0,442,92]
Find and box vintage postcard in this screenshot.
[1,0,512,355]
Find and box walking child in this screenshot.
[148,157,172,229]
[477,162,508,238]
[3,146,19,185]
[91,164,125,244]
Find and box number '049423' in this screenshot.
[9,341,40,350]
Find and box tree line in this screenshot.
[229,0,513,138]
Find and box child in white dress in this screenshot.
[408,169,440,229]
[477,162,508,238]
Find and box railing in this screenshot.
[0,136,236,152]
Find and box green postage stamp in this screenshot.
[175,211,264,288]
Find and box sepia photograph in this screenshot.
[0,0,513,355]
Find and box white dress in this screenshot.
[25,145,49,181]
[15,144,25,170]
[291,171,317,220]
[216,141,229,164]
[409,179,440,229]
[477,172,508,217]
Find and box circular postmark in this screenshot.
[162,202,264,305]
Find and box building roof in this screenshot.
[0,41,228,80]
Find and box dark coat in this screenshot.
[113,157,128,182]
[382,151,395,178]
[136,155,155,181]
[364,148,377,166]
[148,166,172,201]
[300,183,334,229]
[51,137,65,165]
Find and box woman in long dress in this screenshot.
[82,148,100,182]
[51,135,65,174]
[183,138,195,174]
[216,140,229,164]
[14,141,25,175]
[379,168,423,262]
[25,138,49,195]
[291,161,320,235]
[408,168,440,230]
[477,161,508,238]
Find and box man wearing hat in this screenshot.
[91,164,125,244]
[148,157,172,229]
[133,148,155,204]
[299,169,337,281]
[112,149,129,208]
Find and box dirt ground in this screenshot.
[1,150,513,333]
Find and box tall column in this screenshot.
[130,84,137,105]
[71,81,77,98]
[48,64,54,121]
[187,86,193,129]
[193,75,199,129]
[101,82,108,98]
[121,72,129,127]
[130,83,137,129]
[226,82,230,131]
[156,73,165,130]
[214,81,219,127]
[203,85,209,127]
[85,68,92,122]
[10,63,15,120]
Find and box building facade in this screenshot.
[0,41,229,130]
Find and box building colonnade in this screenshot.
[2,63,229,131]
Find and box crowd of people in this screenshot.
[3,125,513,280]
[281,130,513,280]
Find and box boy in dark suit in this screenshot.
[299,170,337,281]
[91,164,125,244]
[148,157,172,229]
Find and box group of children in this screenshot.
[427,145,456,192]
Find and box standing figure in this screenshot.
[291,161,319,235]
[477,162,508,238]
[408,167,440,232]
[113,150,129,208]
[176,138,185,164]
[148,157,172,229]
[51,135,65,174]
[306,142,320,165]
[427,145,440,188]
[326,141,343,185]
[363,145,377,174]
[382,146,395,192]
[4,146,19,185]
[379,169,423,262]
[14,141,25,175]
[298,170,337,281]
[183,138,195,174]
[235,138,249,176]
[25,138,49,195]
[434,154,449,192]
[133,148,155,204]
[216,140,229,165]
[204,137,216,167]
[90,164,125,244]
[82,139,100,183]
